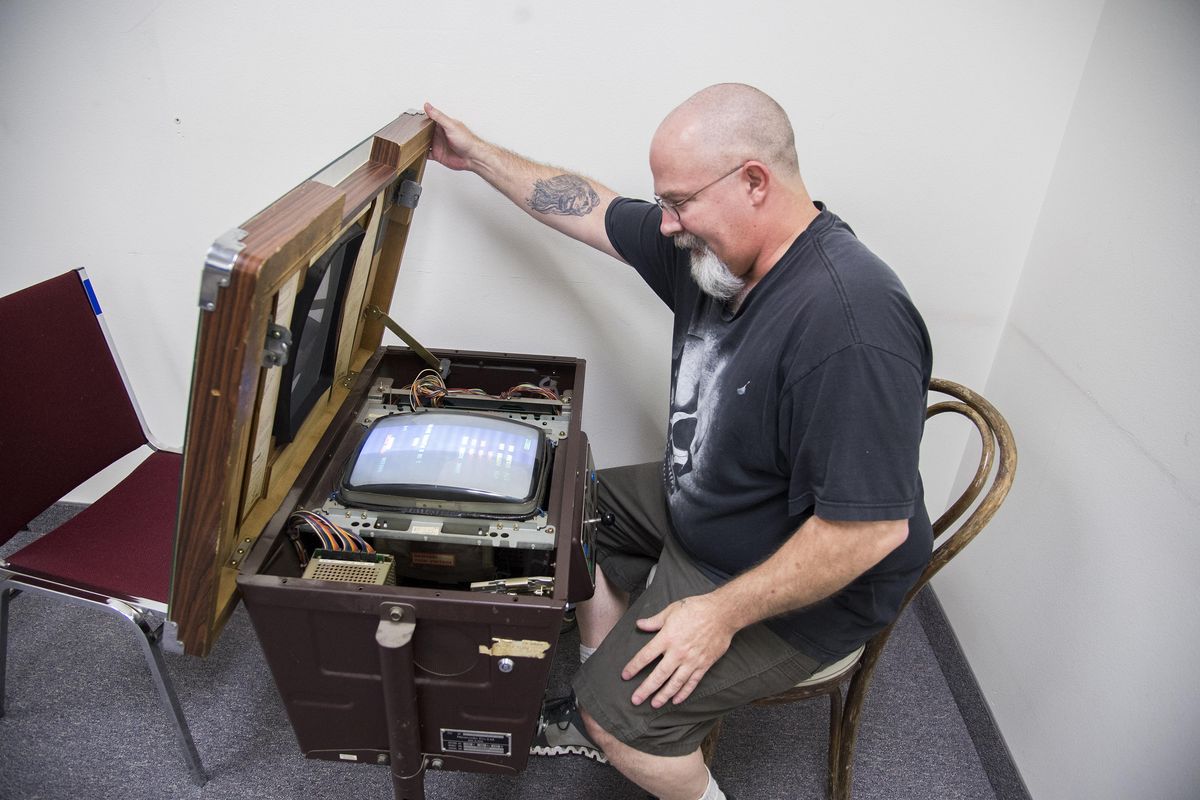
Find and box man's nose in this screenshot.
[659,209,683,237]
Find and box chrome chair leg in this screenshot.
[0,586,12,718]
[130,613,208,786]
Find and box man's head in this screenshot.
[650,84,814,301]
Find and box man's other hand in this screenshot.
[622,593,737,708]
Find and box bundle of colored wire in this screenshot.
[289,510,375,553]
[410,368,492,407]
[410,368,448,407]
[501,383,560,401]
[408,369,559,407]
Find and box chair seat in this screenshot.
[4,450,182,606]
[796,645,865,687]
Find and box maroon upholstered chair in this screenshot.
[0,270,206,785]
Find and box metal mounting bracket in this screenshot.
[394,179,422,209]
[262,321,292,368]
[200,228,247,312]
[376,602,417,648]
[161,619,185,655]
[363,304,448,377]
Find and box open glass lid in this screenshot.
[168,111,434,657]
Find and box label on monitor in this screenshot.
[411,551,455,568]
[440,728,512,757]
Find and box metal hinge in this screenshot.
[394,179,422,209]
[262,321,292,368]
[200,228,247,311]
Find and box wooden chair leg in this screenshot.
[834,658,882,800]
[700,717,722,766]
[834,705,861,800]
[826,686,844,800]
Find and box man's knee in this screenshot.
[578,706,618,753]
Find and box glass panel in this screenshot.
[308,136,373,188]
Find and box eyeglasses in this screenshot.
[654,162,746,222]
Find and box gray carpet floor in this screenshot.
[0,508,999,800]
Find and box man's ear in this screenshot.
[744,161,770,205]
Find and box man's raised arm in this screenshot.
[423,103,623,262]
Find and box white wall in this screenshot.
[0,0,1102,509]
[933,0,1200,797]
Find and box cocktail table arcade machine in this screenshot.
[168,111,598,800]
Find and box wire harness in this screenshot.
[285,510,375,566]
[408,368,559,408]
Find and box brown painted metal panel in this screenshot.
[235,346,592,785]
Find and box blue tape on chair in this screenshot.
[82,278,103,316]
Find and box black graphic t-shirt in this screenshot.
[606,198,935,661]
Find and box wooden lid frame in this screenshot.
[170,112,434,656]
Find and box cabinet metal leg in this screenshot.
[377,603,424,800]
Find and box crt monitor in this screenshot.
[338,409,551,519]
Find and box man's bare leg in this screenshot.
[580,708,710,800]
[576,563,630,649]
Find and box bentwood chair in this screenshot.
[699,377,1017,800]
[0,270,206,785]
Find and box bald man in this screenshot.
[424,84,933,800]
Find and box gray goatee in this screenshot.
[674,233,745,302]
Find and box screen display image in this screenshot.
[339,410,550,517]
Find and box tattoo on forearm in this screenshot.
[528,174,601,217]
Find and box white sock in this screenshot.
[579,642,597,664]
[695,767,726,800]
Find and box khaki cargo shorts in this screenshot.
[572,463,821,757]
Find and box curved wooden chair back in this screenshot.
[921,377,1018,588]
[701,377,1017,800]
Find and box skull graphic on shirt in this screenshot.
[665,324,728,496]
